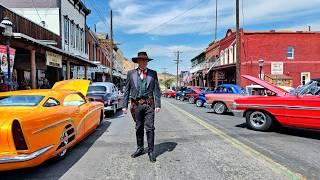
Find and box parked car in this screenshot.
[87,82,124,115]
[231,75,320,131]
[184,87,203,103]
[205,84,266,114]
[175,87,189,100]
[162,89,176,98]
[195,84,242,108]
[179,86,201,102]
[0,80,104,171]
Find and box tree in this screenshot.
[164,79,174,89]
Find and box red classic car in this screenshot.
[162,89,176,98]
[232,75,320,131]
[182,86,202,103]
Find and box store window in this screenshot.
[287,46,294,59]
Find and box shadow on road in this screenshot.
[155,142,178,158]
[235,122,320,140]
[0,120,112,180]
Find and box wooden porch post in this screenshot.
[66,60,71,79]
[30,50,36,89]
[84,66,88,79]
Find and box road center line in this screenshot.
[165,100,305,180]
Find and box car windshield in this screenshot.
[0,95,44,106]
[88,86,107,93]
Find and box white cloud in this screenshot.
[96,0,320,36]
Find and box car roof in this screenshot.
[0,89,79,98]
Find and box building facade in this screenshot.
[207,29,320,88]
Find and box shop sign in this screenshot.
[46,51,62,68]
[271,62,283,75]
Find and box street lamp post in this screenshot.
[1,17,13,84]
[258,59,264,80]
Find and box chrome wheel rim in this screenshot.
[249,112,267,128]
[59,129,68,157]
[214,102,225,114]
[196,100,203,107]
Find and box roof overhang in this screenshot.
[12,33,96,67]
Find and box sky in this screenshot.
[84,0,320,74]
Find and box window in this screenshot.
[64,94,86,106]
[43,98,60,107]
[0,95,44,106]
[76,26,80,50]
[229,47,234,64]
[220,51,224,65]
[80,29,84,52]
[70,21,74,47]
[287,46,294,59]
[64,16,69,45]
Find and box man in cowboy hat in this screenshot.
[122,51,161,162]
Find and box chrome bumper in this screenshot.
[104,105,115,111]
[232,110,244,117]
[0,145,54,164]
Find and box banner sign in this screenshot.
[46,51,62,68]
[0,45,16,82]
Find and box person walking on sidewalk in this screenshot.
[122,51,161,163]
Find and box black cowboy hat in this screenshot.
[132,51,153,63]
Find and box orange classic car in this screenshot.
[0,80,104,171]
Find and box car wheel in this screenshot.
[176,96,180,100]
[196,99,204,107]
[97,110,104,128]
[180,96,185,101]
[246,111,273,131]
[213,102,227,114]
[167,94,171,98]
[57,127,69,159]
[189,97,195,104]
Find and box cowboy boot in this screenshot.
[131,130,144,158]
[146,131,156,162]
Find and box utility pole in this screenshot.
[173,51,182,88]
[162,68,168,88]
[215,0,218,41]
[109,9,113,82]
[235,0,241,85]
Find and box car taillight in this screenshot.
[12,120,28,150]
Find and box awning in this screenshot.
[12,33,97,67]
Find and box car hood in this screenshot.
[242,75,288,96]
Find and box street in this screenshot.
[1,98,319,180]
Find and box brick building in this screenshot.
[208,29,320,88]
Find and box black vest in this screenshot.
[137,75,147,98]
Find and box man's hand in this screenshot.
[155,108,161,113]
[122,108,128,114]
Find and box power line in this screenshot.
[31,0,44,26]
[119,0,207,45]
[87,0,110,33]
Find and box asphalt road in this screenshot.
[1,98,319,179]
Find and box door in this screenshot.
[63,93,90,138]
[284,96,320,129]
[301,72,311,85]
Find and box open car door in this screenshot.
[52,80,90,96]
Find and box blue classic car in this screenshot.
[195,84,242,107]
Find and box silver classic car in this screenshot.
[87,82,124,116]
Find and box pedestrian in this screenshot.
[40,78,51,89]
[122,51,161,162]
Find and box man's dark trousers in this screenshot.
[134,102,155,152]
